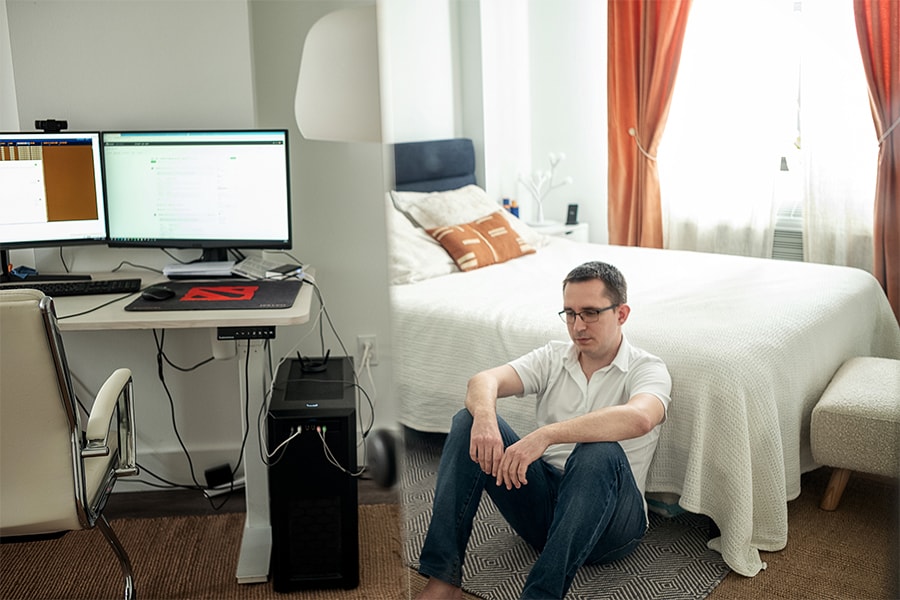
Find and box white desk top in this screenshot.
[52,271,314,332]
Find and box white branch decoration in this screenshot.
[518,153,573,223]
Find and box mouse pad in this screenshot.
[124,280,303,311]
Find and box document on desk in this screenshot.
[124,279,303,311]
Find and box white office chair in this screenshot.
[0,289,139,600]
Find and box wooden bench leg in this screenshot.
[820,468,851,511]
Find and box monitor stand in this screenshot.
[0,249,91,284]
[162,248,236,280]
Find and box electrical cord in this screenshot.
[152,329,252,510]
[56,292,136,320]
[317,425,366,476]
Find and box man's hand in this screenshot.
[495,430,548,490]
[469,416,504,477]
[465,365,525,478]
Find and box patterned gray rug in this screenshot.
[402,430,730,600]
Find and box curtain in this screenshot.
[657,0,798,258]
[607,0,692,248]
[854,0,900,323]
[802,1,877,272]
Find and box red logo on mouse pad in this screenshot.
[181,285,259,301]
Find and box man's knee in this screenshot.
[441,409,474,454]
[564,441,627,477]
[450,408,473,430]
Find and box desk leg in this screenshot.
[234,339,271,584]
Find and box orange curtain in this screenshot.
[854,0,899,322]
[607,0,692,247]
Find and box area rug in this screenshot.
[402,432,730,600]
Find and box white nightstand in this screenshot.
[528,222,589,243]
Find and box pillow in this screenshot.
[390,184,548,249]
[385,193,458,285]
[427,211,535,272]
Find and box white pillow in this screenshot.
[385,193,458,285]
[390,185,548,249]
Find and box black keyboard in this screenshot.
[0,277,143,297]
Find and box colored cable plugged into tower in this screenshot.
[265,426,303,459]
[317,425,365,476]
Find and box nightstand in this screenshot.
[528,222,589,243]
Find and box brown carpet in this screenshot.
[0,504,405,600]
[1,468,896,600]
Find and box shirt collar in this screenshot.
[565,333,632,373]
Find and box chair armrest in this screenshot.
[85,368,131,441]
[83,369,137,477]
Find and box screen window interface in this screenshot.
[103,131,290,246]
[0,133,107,246]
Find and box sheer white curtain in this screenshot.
[801,1,876,271]
[658,0,798,257]
[659,0,877,265]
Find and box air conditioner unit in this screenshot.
[772,201,804,262]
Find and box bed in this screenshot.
[388,138,900,577]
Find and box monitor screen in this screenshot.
[102,129,292,262]
[0,132,107,249]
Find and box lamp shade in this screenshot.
[295,6,382,143]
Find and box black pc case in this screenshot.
[267,356,358,591]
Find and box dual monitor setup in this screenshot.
[0,128,292,282]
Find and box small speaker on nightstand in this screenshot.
[566,204,579,225]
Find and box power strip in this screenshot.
[217,326,276,340]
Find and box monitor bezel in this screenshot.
[100,128,293,259]
[0,131,108,250]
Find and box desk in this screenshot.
[53,271,314,584]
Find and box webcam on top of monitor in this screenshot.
[35,119,68,133]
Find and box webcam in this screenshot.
[35,119,68,133]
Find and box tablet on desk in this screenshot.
[125,279,303,311]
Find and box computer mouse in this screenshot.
[141,286,176,301]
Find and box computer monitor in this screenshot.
[102,129,292,263]
[0,131,108,280]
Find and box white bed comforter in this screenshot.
[390,239,900,576]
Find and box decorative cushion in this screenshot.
[811,356,900,478]
[390,185,547,249]
[427,212,535,272]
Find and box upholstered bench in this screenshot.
[811,356,900,510]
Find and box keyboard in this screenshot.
[0,277,143,297]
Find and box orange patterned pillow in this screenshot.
[427,211,536,271]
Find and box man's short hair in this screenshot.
[562,261,628,305]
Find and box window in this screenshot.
[658,0,875,269]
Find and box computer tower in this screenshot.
[267,356,358,591]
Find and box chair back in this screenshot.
[0,289,90,535]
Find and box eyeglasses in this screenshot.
[558,305,619,324]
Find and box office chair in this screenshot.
[0,289,139,600]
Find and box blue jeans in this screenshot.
[417,409,647,599]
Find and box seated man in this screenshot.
[415,261,672,600]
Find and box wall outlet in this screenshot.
[357,334,378,366]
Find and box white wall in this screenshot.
[0,0,18,130]
[460,0,609,239]
[528,0,607,239]
[379,0,456,143]
[4,0,396,489]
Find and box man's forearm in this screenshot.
[538,395,663,446]
[465,380,498,420]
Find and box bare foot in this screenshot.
[416,577,464,600]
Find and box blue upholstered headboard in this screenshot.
[393,138,476,192]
